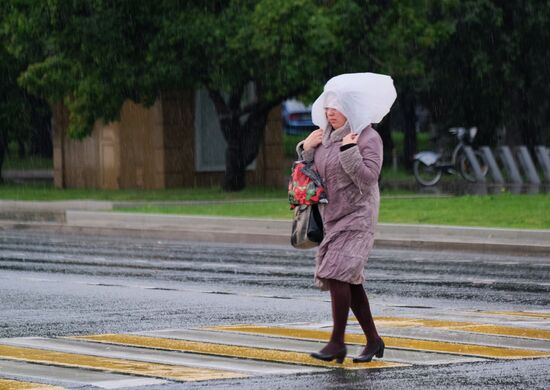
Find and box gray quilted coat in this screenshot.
[297,123,383,290]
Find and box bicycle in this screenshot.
[413,127,488,186]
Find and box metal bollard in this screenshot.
[534,146,550,181]
[515,146,541,185]
[462,146,486,182]
[480,146,504,184]
[497,146,523,184]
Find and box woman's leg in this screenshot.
[319,278,351,354]
[349,283,383,356]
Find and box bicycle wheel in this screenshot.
[458,151,488,182]
[413,160,442,186]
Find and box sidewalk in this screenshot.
[1,200,549,256]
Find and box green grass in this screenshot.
[0,181,414,201]
[2,182,548,229]
[116,194,550,230]
[378,194,550,229]
[0,183,287,201]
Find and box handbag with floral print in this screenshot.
[288,161,328,208]
[288,161,327,248]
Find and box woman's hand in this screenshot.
[303,129,324,151]
[342,132,358,146]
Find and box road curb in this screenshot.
[2,211,549,257]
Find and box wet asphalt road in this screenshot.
[0,228,549,389]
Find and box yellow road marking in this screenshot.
[481,311,550,320]
[73,334,405,370]
[372,316,550,340]
[0,379,64,390]
[0,345,244,382]
[210,325,550,360]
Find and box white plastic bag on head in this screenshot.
[312,72,397,134]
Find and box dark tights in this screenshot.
[320,279,381,355]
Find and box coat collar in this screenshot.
[322,121,351,147]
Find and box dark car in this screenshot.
[282,99,317,135]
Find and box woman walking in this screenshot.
[296,73,396,363]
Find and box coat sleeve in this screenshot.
[338,134,383,191]
[295,141,315,162]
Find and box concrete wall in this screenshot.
[52,92,285,189]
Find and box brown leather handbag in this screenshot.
[291,203,323,249]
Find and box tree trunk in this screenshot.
[519,96,540,148]
[17,139,26,159]
[375,117,394,166]
[223,123,247,191]
[28,96,53,158]
[0,131,6,184]
[521,122,540,149]
[222,109,268,191]
[400,91,417,170]
[208,88,268,192]
[30,117,53,158]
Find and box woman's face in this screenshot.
[325,108,347,129]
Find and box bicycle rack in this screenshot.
[534,146,550,181]
[479,146,504,184]
[462,146,486,182]
[497,146,523,184]
[515,146,541,185]
[421,143,548,186]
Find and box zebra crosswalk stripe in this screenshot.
[481,311,550,320]
[0,344,246,382]
[0,378,65,390]
[72,334,405,370]
[136,328,486,365]
[373,316,550,340]
[209,325,550,359]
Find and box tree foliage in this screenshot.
[147,0,355,189]
[4,0,159,139]
[4,0,380,189]
[425,0,550,146]
[353,0,455,167]
[0,45,29,179]
[2,0,549,188]
[0,1,51,180]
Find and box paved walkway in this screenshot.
[0,200,549,256]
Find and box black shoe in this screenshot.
[310,346,347,364]
[353,339,385,363]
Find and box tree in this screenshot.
[149,0,367,190]
[6,0,550,186]
[4,0,460,187]
[3,0,160,139]
[424,0,550,147]
[363,0,454,169]
[0,43,33,182]
[4,0,354,190]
